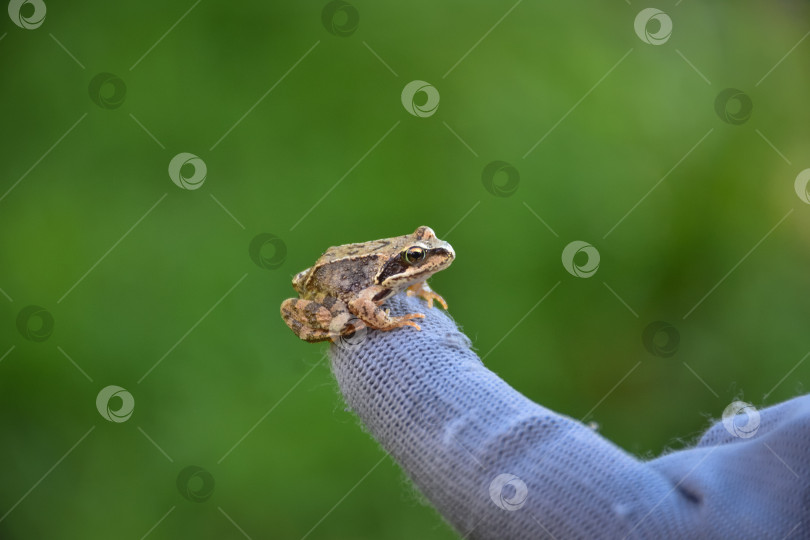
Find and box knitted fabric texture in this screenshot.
[329,294,809,539]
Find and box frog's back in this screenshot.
[323,237,401,259]
[292,243,368,297]
[300,255,383,301]
[294,234,410,301]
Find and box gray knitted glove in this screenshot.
[329,294,809,539]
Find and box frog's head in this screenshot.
[375,226,455,289]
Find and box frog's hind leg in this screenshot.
[348,289,425,332]
[283,298,336,328]
[280,298,334,342]
[281,297,359,342]
[287,318,331,343]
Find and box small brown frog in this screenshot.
[281,226,455,342]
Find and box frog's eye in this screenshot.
[402,247,426,265]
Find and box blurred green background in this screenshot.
[2,0,810,538]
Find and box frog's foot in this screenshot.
[350,295,426,332]
[389,313,426,331]
[406,282,448,310]
[380,312,425,331]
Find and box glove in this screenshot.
[329,293,809,539]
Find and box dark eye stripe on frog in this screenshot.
[376,248,450,284]
[372,289,393,302]
[375,257,410,284]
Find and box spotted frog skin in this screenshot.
[280,226,455,343]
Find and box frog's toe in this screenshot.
[425,291,447,310]
[399,312,425,330]
[407,286,448,310]
[393,319,422,331]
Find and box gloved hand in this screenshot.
[329,294,809,539]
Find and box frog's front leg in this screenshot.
[280,297,351,343]
[406,281,448,310]
[348,287,425,332]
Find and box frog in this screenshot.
[280,226,455,343]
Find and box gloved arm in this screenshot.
[328,294,809,539]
